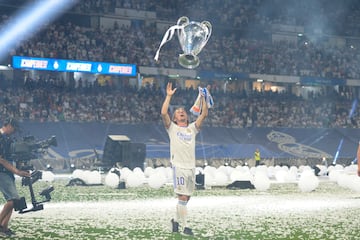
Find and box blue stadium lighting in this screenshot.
[0,0,78,60]
[349,99,358,119]
[332,138,343,165]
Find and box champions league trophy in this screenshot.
[154,16,212,69]
[176,16,212,69]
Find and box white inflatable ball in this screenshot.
[204,166,216,182]
[164,167,173,182]
[41,170,55,182]
[242,165,250,172]
[218,166,234,177]
[235,169,253,182]
[227,166,235,176]
[204,171,215,187]
[281,165,289,171]
[126,171,144,188]
[86,171,102,185]
[235,165,243,170]
[267,166,275,179]
[285,171,297,182]
[274,165,282,172]
[152,167,167,182]
[349,164,358,172]
[327,165,335,173]
[289,166,298,177]
[328,170,341,182]
[148,171,167,189]
[144,167,155,178]
[105,172,120,188]
[230,170,243,182]
[134,168,144,177]
[72,169,85,180]
[133,167,143,175]
[301,165,312,173]
[204,166,216,176]
[248,166,256,176]
[253,172,270,191]
[155,166,166,175]
[81,170,92,184]
[334,164,344,170]
[298,165,306,172]
[337,173,352,189]
[119,167,132,182]
[217,165,227,174]
[347,175,360,192]
[289,166,298,172]
[344,165,357,175]
[213,170,228,186]
[275,170,288,183]
[256,165,268,174]
[298,170,319,192]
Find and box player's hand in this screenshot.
[358,169,360,177]
[166,82,176,96]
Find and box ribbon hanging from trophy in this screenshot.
[190,86,214,116]
[154,24,184,63]
[154,16,212,69]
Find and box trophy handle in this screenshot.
[177,16,189,26]
[201,21,212,42]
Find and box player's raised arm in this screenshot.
[195,95,208,130]
[161,82,177,129]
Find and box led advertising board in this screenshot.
[12,56,136,76]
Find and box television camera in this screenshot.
[9,135,57,214]
[10,135,57,171]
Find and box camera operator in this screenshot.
[0,118,30,237]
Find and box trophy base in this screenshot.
[178,54,199,69]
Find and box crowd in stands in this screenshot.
[72,0,360,37]
[0,0,360,128]
[0,77,357,129]
[3,0,360,79]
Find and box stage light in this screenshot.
[69,163,76,173]
[46,164,53,171]
[0,0,79,60]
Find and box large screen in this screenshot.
[12,56,136,76]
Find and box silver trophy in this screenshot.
[154,16,212,69]
[177,16,212,69]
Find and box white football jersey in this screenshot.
[167,121,198,169]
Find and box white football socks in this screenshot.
[176,200,188,228]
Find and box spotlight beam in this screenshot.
[0,0,79,60]
[349,99,358,119]
[332,138,343,165]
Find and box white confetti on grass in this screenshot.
[4,177,360,239]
